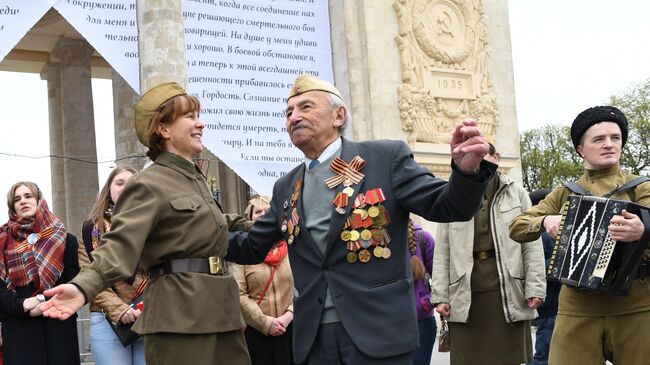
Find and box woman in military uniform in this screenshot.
[39,82,277,365]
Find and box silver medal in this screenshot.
[27,233,39,245]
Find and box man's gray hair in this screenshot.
[329,93,351,133]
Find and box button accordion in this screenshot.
[547,195,649,296]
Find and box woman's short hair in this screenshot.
[6,181,40,212]
[146,95,201,160]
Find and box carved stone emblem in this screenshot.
[394,0,499,144]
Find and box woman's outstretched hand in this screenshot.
[41,284,85,320]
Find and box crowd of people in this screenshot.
[0,73,647,365]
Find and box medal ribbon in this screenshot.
[325,156,366,189]
[365,188,386,205]
[333,192,349,210]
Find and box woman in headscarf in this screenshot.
[0,181,80,365]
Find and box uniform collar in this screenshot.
[585,164,621,179]
[155,151,199,178]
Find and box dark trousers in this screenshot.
[412,317,437,365]
[301,322,412,365]
[244,323,293,365]
[530,316,556,365]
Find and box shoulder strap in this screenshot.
[604,176,650,198]
[563,181,590,196]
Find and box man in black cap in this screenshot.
[510,106,650,364]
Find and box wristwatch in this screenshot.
[36,294,46,303]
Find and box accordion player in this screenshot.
[548,195,650,296]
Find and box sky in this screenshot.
[1,1,650,222]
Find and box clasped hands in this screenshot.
[23,295,46,317]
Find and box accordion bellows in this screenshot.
[548,195,649,296]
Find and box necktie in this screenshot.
[309,159,320,170]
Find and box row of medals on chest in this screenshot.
[339,188,391,264]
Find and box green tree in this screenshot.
[610,79,650,176]
[520,124,582,191]
[519,78,650,191]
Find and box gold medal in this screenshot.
[358,249,371,263]
[294,226,300,236]
[343,186,354,197]
[360,229,372,241]
[382,246,392,259]
[368,206,380,218]
[288,235,294,245]
[346,251,358,263]
[349,230,360,241]
[373,246,384,258]
[340,230,351,241]
[372,229,384,241]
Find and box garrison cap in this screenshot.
[570,106,628,150]
[135,82,187,146]
[288,74,342,100]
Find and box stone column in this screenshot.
[136,0,249,214]
[136,0,187,91]
[40,62,67,223]
[53,38,99,237]
[112,69,146,169]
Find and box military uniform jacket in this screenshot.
[73,151,262,335]
[229,138,496,362]
[509,165,650,316]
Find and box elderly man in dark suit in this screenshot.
[230,74,497,365]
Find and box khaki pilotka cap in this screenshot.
[288,74,342,100]
[134,82,187,146]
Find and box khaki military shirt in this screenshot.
[73,151,253,334]
[510,165,650,316]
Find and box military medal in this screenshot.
[346,251,358,263]
[373,245,384,258]
[288,235,294,245]
[382,246,392,259]
[368,206,380,218]
[283,200,289,209]
[27,233,39,245]
[342,186,354,197]
[333,192,349,214]
[360,229,372,241]
[281,220,288,233]
[358,249,371,263]
[294,226,300,236]
[349,230,360,242]
[340,230,351,241]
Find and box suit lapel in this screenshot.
[323,139,366,260]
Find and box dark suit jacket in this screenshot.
[229,138,495,362]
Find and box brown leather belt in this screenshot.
[148,257,227,280]
[473,250,496,261]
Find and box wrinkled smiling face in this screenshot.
[285,90,344,155]
[577,121,622,170]
[13,185,38,220]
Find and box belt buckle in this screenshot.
[478,251,489,261]
[208,256,223,275]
